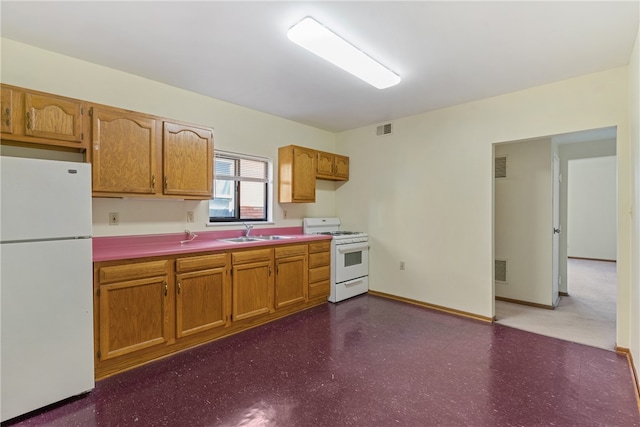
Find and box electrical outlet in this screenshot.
[109,212,119,226]
[186,211,194,223]
[400,261,405,271]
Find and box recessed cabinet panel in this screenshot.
[163,122,213,197]
[334,155,349,180]
[24,93,84,143]
[316,151,334,178]
[99,276,169,360]
[91,107,157,194]
[232,261,273,321]
[176,268,228,338]
[275,255,307,308]
[278,145,316,203]
[1,87,15,135]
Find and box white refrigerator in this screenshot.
[0,156,95,422]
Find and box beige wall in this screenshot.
[628,23,640,380]
[495,138,553,306]
[558,138,617,294]
[567,156,617,260]
[0,38,338,237]
[335,67,632,351]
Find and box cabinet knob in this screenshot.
[26,112,31,130]
[164,281,168,296]
[151,175,156,190]
[164,176,168,190]
[177,281,181,294]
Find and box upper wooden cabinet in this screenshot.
[91,106,158,195]
[1,85,214,201]
[163,122,213,198]
[0,85,87,149]
[90,106,214,199]
[278,145,349,203]
[316,151,349,181]
[1,87,15,135]
[278,145,317,203]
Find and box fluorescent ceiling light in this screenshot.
[287,17,401,90]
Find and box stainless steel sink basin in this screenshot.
[253,235,293,240]
[218,237,262,243]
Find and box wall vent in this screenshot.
[495,260,507,282]
[495,156,507,179]
[376,123,392,136]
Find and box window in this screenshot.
[209,151,271,223]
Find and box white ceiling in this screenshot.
[1,1,638,133]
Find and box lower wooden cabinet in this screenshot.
[95,260,170,361]
[275,245,308,309]
[231,249,274,321]
[93,241,329,379]
[308,240,331,299]
[175,253,230,338]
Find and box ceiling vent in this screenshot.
[376,123,392,136]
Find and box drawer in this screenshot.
[309,251,330,268]
[176,253,228,272]
[309,240,331,253]
[98,260,169,284]
[309,279,330,299]
[309,265,330,283]
[275,244,307,259]
[232,248,273,264]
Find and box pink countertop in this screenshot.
[93,227,332,262]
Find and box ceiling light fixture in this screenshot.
[287,16,401,90]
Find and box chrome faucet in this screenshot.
[243,222,253,237]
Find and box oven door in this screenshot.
[335,242,369,283]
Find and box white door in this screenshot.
[552,155,561,306]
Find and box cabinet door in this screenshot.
[232,260,273,321]
[24,92,84,143]
[316,151,334,179]
[176,267,228,338]
[163,122,213,198]
[275,255,307,308]
[91,107,158,194]
[334,155,349,180]
[1,87,15,134]
[98,276,170,360]
[292,147,316,202]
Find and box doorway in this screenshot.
[493,127,618,350]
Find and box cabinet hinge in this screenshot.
[97,288,101,297]
[81,132,84,140]
[89,108,93,117]
[81,107,84,115]
[97,350,101,359]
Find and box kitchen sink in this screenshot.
[218,237,262,243]
[253,235,293,240]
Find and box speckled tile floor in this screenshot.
[4,294,639,427]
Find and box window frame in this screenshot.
[208,150,273,224]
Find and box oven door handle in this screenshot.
[337,244,369,253]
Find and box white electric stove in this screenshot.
[303,218,369,302]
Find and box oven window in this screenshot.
[344,251,362,267]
